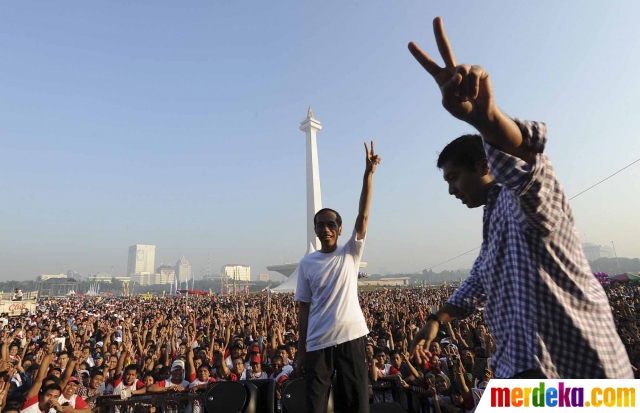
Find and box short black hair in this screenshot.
[437,134,486,171]
[198,363,211,371]
[2,405,20,413]
[91,368,105,377]
[124,364,139,374]
[41,383,62,394]
[314,208,342,227]
[44,375,61,385]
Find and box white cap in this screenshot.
[171,360,185,372]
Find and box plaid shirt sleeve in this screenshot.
[446,267,487,317]
[482,119,563,235]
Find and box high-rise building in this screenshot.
[156,265,176,285]
[222,264,251,282]
[259,273,270,282]
[131,268,175,286]
[127,245,156,276]
[130,273,153,286]
[176,256,192,284]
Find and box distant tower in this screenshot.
[300,107,323,252]
[175,256,192,288]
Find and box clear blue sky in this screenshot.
[1,1,639,281]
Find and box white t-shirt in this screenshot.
[21,395,43,413]
[58,394,88,410]
[248,371,268,380]
[295,229,369,351]
[269,369,289,383]
[156,378,190,388]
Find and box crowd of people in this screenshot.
[0,283,637,413]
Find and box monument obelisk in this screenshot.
[300,107,323,253]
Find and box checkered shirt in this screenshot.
[447,119,633,379]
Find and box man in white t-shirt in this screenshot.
[295,141,381,413]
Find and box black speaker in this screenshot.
[281,379,334,413]
[370,403,407,413]
[246,379,276,413]
[204,381,258,413]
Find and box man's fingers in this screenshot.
[408,42,442,78]
[364,141,369,156]
[433,17,457,68]
[411,338,426,353]
[468,65,483,100]
[441,72,462,104]
[371,140,375,156]
[455,65,471,101]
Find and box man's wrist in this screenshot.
[426,314,441,325]
[468,104,501,131]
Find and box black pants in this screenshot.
[305,336,369,413]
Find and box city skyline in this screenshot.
[23,240,637,284]
[2,1,639,281]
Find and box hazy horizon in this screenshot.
[2,1,639,282]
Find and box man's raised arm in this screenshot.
[355,141,381,240]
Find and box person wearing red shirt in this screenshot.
[187,364,217,413]
[148,360,189,392]
[58,377,90,413]
[21,384,62,413]
[248,357,268,380]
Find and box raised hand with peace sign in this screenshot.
[408,17,494,127]
[408,17,531,163]
[364,140,381,173]
[355,140,381,240]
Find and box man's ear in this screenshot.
[338,226,343,236]
[476,159,491,177]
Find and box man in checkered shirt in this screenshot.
[408,17,633,379]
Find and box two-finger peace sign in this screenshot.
[364,140,381,172]
[408,17,494,125]
[408,17,457,85]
